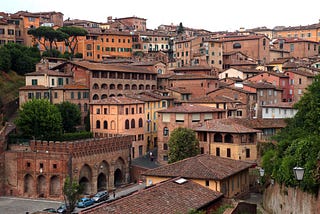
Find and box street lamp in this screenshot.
[293,166,304,182]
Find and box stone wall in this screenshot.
[263,183,320,214]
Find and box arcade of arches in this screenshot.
[22,157,128,198]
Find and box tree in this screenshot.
[56,101,81,133]
[63,176,83,214]
[177,22,185,35]
[57,26,88,59]
[15,99,62,140]
[0,46,11,72]
[0,43,40,74]
[168,127,200,163]
[262,75,320,194]
[28,26,68,54]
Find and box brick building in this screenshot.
[3,136,131,199]
[90,97,145,159]
[217,35,270,64]
[272,38,319,58]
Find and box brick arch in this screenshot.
[37,175,46,197]
[50,175,60,196]
[24,174,34,195]
[79,164,93,194]
[114,157,126,187]
[97,160,110,191]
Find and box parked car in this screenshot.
[77,198,94,208]
[92,190,109,203]
[57,204,67,214]
[42,208,57,213]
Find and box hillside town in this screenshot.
[0,10,320,214]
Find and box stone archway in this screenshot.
[37,175,46,197]
[24,174,34,195]
[79,164,92,194]
[50,176,60,196]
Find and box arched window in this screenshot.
[92,94,99,100]
[101,94,107,99]
[101,83,108,89]
[110,84,115,89]
[93,83,99,89]
[224,134,234,143]
[125,120,129,129]
[139,84,144,90]
[96,120,101,129]
[104,121,108,129]
[131,119,135,128]
[125,84,130,90]
[163,127,169,136]
[152,85,156,90]
[138,118,143,127]
[117,94,123,97]
[111,120,116,130]
[132,84,137,90]
[214,133,222,142]
[146,85,151,90]
[233,43,241,49]
[117,84,123,90]
[109,94,115,97]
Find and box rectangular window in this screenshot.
[51,79,55,86]
[175,113,184,122]
[40,163,44,169]
[77,92,81,99]
[44,92,49,99]
[246,148,250,158]
[290,44,294,52]
[36,92,41,99]
[27,162,31,167]
[28,93,34,99]
[163,155,168,161]
[192,113,200,122]
[54,92,58,98]
[71,92,74,99]
[138,145,143,157]
[96,108,100,114]
[299,78,302,84]
[53,164,57,169]
[298,89,302,95]
[204,113,213,121]
[31,79,38,85]
[227,148,231,157]
[205,180,209,187]
[162,113,170,122]
[104,108,108,114]
[58,78,63,86]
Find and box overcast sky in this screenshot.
[3,0,320,32]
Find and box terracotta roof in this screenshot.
[173,65,212,71]
[284,69,315,77]
[193,119,260,133]
[207,85,255,95]
[243,81,282,90]
[181,95,238,104]
[157,104,225,113]
[84,177,223,214]
[279,23,320,31]
[268,59,290,65]
[143,154,253,180]
[169,73,217,80]
[275,37,318,44]
[71,61,156,74]
[216,35,266,42]
[126,93,160,102]
[229,67,261,73]
[19,85,48,90]
[25,70,72,77]
[91,96,144,105]
[60,84,89,90]
[231,118,287,129]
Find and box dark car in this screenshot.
[42,208,57,213]
[77,197,94,208]
[92,190,109,203]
